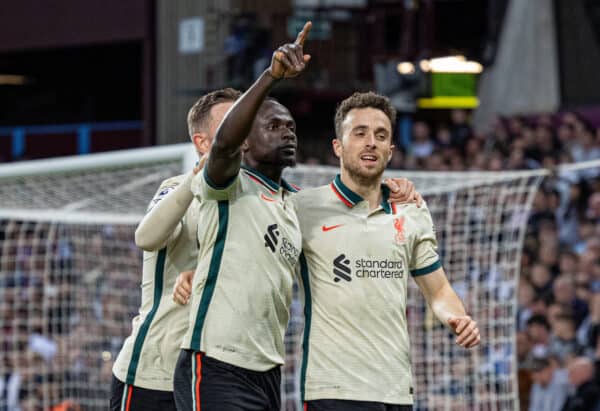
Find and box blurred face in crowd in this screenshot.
[532,363,555,387]
[559,253,578,275]
[553,317,575,340]
[528,322,550,344]
[530,264,551,289]
[546,303,564,325]
[333,107,393,184]
[518,281,535,307]
[568,358,594,387]
[553,277,575,304]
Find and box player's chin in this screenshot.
[278,155,297,168]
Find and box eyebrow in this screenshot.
[351,125,389,134]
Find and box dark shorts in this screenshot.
[174,349,281,411]
[110,374,176,411]
[305,399,412,411]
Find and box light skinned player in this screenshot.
[109,88,241,411]
[289,91,480,411]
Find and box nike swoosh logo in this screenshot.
[260,193,276,202]
[322,224,344,232]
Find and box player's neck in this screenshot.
[339,170,382,210]
[243,160,283,185]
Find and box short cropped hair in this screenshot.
[187,88,242,138]
[334,91,397,139]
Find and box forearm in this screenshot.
[207,70,279,185]
[135,172,194,251]
[429,283,467,328]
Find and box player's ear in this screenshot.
[332,138,342,158]
[387,144,395,164]
[241,140,250,153]
[192,132,211,155]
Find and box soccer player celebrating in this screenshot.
[110,88,241,411]
[289,92,480,411]
[172,23,313,411]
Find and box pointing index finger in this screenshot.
[295,21,312,47]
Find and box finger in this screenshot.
[415,192,423,207]
[455,318,471,334]
[447,318,459,329]
[459,329,479,348]
[274,49,295,71]
[179,280,192,294]
[467,334,481,348]
[173,292,186,305]
[174,289,189,305]
[456,323,476,345]
[385,178,400,192]
[303,54,311,64]
[295,21,312,47]
[285,45,303,70]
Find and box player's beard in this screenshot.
[341,149,386,188]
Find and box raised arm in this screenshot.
[205,21,312,186]
[413,268,480,348]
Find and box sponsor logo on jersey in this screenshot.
[264,224,280,252]
[332,254,405,283]
[333,254,352,282]
[322,224,344,232]
[264,224,300,265]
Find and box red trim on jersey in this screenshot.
[247,174,277,194]
[125,385,133,411]
[391,202,397,214]
[195,353,203,411]
[329,182,353,208]
[303,402,308,411]
[291,183,302,191]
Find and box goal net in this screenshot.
[0,143,560,410]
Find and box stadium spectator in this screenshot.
[527,354,569,411]
[561,356,600,411]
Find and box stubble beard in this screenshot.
[342,153,385,188]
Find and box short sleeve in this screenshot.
[190,167,241,201]
[410,205,441,276]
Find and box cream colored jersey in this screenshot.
[113,174,199,391]
[181,165,302,371]
[289,175,441,404]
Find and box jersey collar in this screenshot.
[330,174,394,214]
[241,165,298,194]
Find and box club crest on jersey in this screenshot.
[393,216,406,244]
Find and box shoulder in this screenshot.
[289,185,329,206]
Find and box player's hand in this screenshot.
[173,270,194,305]
[194,153,209,175]
[448,316,480,348]
[384,177,423,207]
[269,21,312,79]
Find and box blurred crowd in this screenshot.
[0,223,140,411]
[1,109,600,411]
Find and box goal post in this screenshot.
[3,143,589,411]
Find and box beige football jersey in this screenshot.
[181,165,302,371]
[113,174,199,391]
[289,175,441,404]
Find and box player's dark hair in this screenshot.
[334,91,397,139]
[187,88,242,137]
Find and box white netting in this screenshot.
[4,144,583,411]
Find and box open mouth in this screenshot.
[280,145,297,155]
[360,153,378,164]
